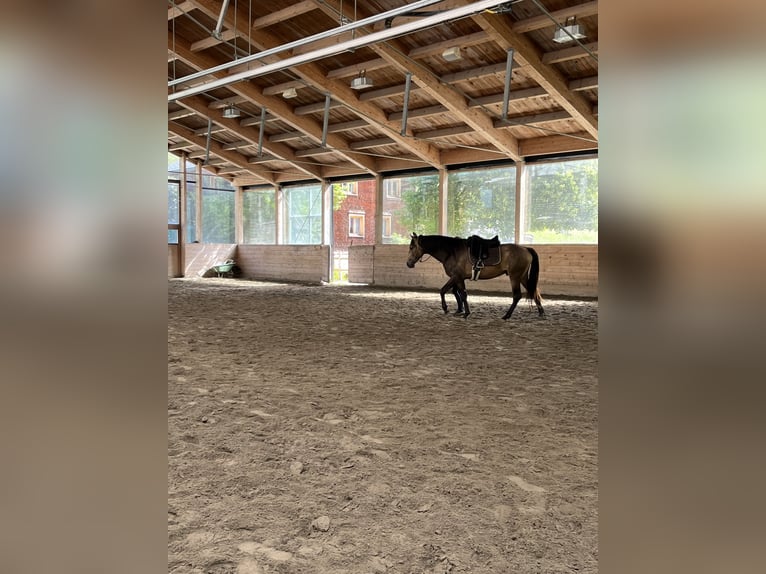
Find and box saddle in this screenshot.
[467,235,501,280]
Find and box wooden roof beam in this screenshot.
[168,122,276,184]
[512,1,598,33]
[469,3,598,139]
[368,37,522,162]
[168,27,379,175]
[228,7,442,167]
[542,43,598,65]
[177,94,325,181]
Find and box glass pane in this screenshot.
[525,158,598,244]
[243,189,276,244]
[186,180,197,243]
[167,181,180,224]
[332,180,376,246]
[202,188,235,243]
[447,165,515,242]
[381,173,439,244]
[283,184,321,245]
[168,229,179,244]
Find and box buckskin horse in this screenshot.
[405,233,545,319]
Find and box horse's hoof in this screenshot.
[463,312,471,319]
[502,314,511,321]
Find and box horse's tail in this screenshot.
[525,247,543,303]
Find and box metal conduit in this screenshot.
[168,0,513,102]
[168,0,443,88]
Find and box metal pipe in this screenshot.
[169,0,512,101]
[401,72,412,136]
[321,94,331,147]
[212,0,231,41]
[169,0,444,88]
[257,107,266,156]
[501,48,514,119]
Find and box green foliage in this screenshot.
[202,189,235,243]
[447,167,515,240]
[396,175,439,235]
[527,160,597,237]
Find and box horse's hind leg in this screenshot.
[439,279,455,314]
[452,285,464,314]
[456,280,470,318]
[502,281,522,320]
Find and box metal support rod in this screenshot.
[169,0,443,88]
[204,118,212,164]
[401,72,412,136]
[212,0,231,41]
[501,48,515,120]
[257,107,266,156]
[169,0,513,101]
[321,94,331,147]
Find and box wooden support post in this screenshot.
[374,174,383,244]
[234,185,244,244]
[179,153,187,275]
[438,168,448,235]
[515,160,525,244]
[196,160,203,243]
[275,185,283,244]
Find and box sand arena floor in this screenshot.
[168,278,598,574]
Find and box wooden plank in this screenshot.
[349,137,395,150]
[251,0,316,29]
[512,1,598,33]
[518,132,597,156]
[191,29,237,52]
[262,80,305,96]
[326,58,388,79]
[407,31,489,59]
[542,43,598,65]
[569,75,598,91]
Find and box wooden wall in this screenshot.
[184,243,237,277]
[237,245,330,283]
[168,244,181,277]
[169,242,596,297]
[348,244,597,298]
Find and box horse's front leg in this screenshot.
[439,279,455,314]
[452,285,464,314]
[456,278,470,318]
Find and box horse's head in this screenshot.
[406,232,424,268]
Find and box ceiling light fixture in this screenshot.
[441,46,462,61]
[553,17,585,44]
[282,88,298,99]
[350,71,374,90]
[222,105,241,119]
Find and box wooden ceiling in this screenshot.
[168,0,598,185]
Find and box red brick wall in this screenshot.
[332,180,377,247]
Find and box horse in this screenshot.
[405,233,545,320]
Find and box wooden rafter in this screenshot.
[469,4,598,139]
[168,29,379,176]
[177,95,324,181]
[168,122,276,184]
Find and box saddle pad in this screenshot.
[484,245,501,266]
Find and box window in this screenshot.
[348,212,365,237]
[338,182,358,196]
[384,178,401,199]
[202,188,235,243]
[382,214,393,238]
[525,158,598,244]
[243,188,276,244]
[283,184,322,244]
[381,173,439,243]
[168,180,180,245]
[447,166,516,241]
